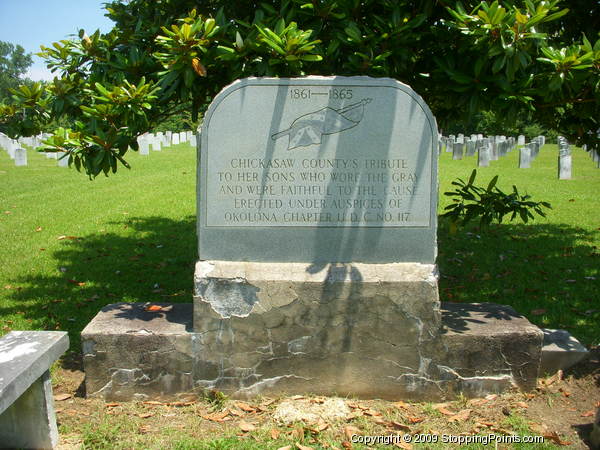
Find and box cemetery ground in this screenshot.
[0,142,599,448]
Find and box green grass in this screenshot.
[0,144,196,352]
[437,145,600,346]
[0,142,598,354]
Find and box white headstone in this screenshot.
[558,146,571,179]
[57,154,69,167]
[452,142,463,160]
[172,133,180,145]
[14,148,27,166]
[519,145,531,168]
[478,139,490,167]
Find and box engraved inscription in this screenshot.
[204,82,434,229]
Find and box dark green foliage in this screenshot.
[442,169,552,229]
[0,0,598,177]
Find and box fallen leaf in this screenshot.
[407,416,424,424]
[290,395,305,400]
[543,431,571,446]
[313,419,329,432]
[239,421,256,432]
[559,388,571,397]
[54,393,72,401]
[145,305,164,312]
[229,409,244,417]
[341,442,352,449]
[105,402,120,408]
[296,443,313,450]
[143,401,163,406]
[393,400,410,410]
[343,425,360,440]
[138,413,154,418]
[515,402,528,409]
[581,410,595,417]
[261,398,276,407]
[484,394,498,401]
[236,401,256,412]
[167,401,192,407]
[433,404,455,416]
[468,398,487,406]
[448,409,471,422]
[270,429,281,439]
[35,227,42,232]
[390,421,411,432]
[138,425,155,434]
[364,409,382,416]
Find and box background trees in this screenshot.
[0,0,598,177]
[0,41,33,100]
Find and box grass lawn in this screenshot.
[1,141,598,449]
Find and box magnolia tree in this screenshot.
[0,0,598,177]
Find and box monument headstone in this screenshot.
[197,76,438,263]
[194,76,440,397]
[81,76,547,402]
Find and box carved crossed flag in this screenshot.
[271,98,372,150]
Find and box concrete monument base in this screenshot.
[82,263,551,401]
[192,260,441,399]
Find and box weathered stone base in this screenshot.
[540,328,589,375]
[193,261,441,399]
[81,303,194,401]
[82,265,545,401]
[438,303,543,395]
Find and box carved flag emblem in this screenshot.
[271,98,372,150]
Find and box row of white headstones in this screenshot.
[439,133,545,168]
[439,133,599,178]
[0,130,197,167]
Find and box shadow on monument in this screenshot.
[0,215,197,359]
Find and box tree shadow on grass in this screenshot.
[437,220,600,347]
[1,216,197,359]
